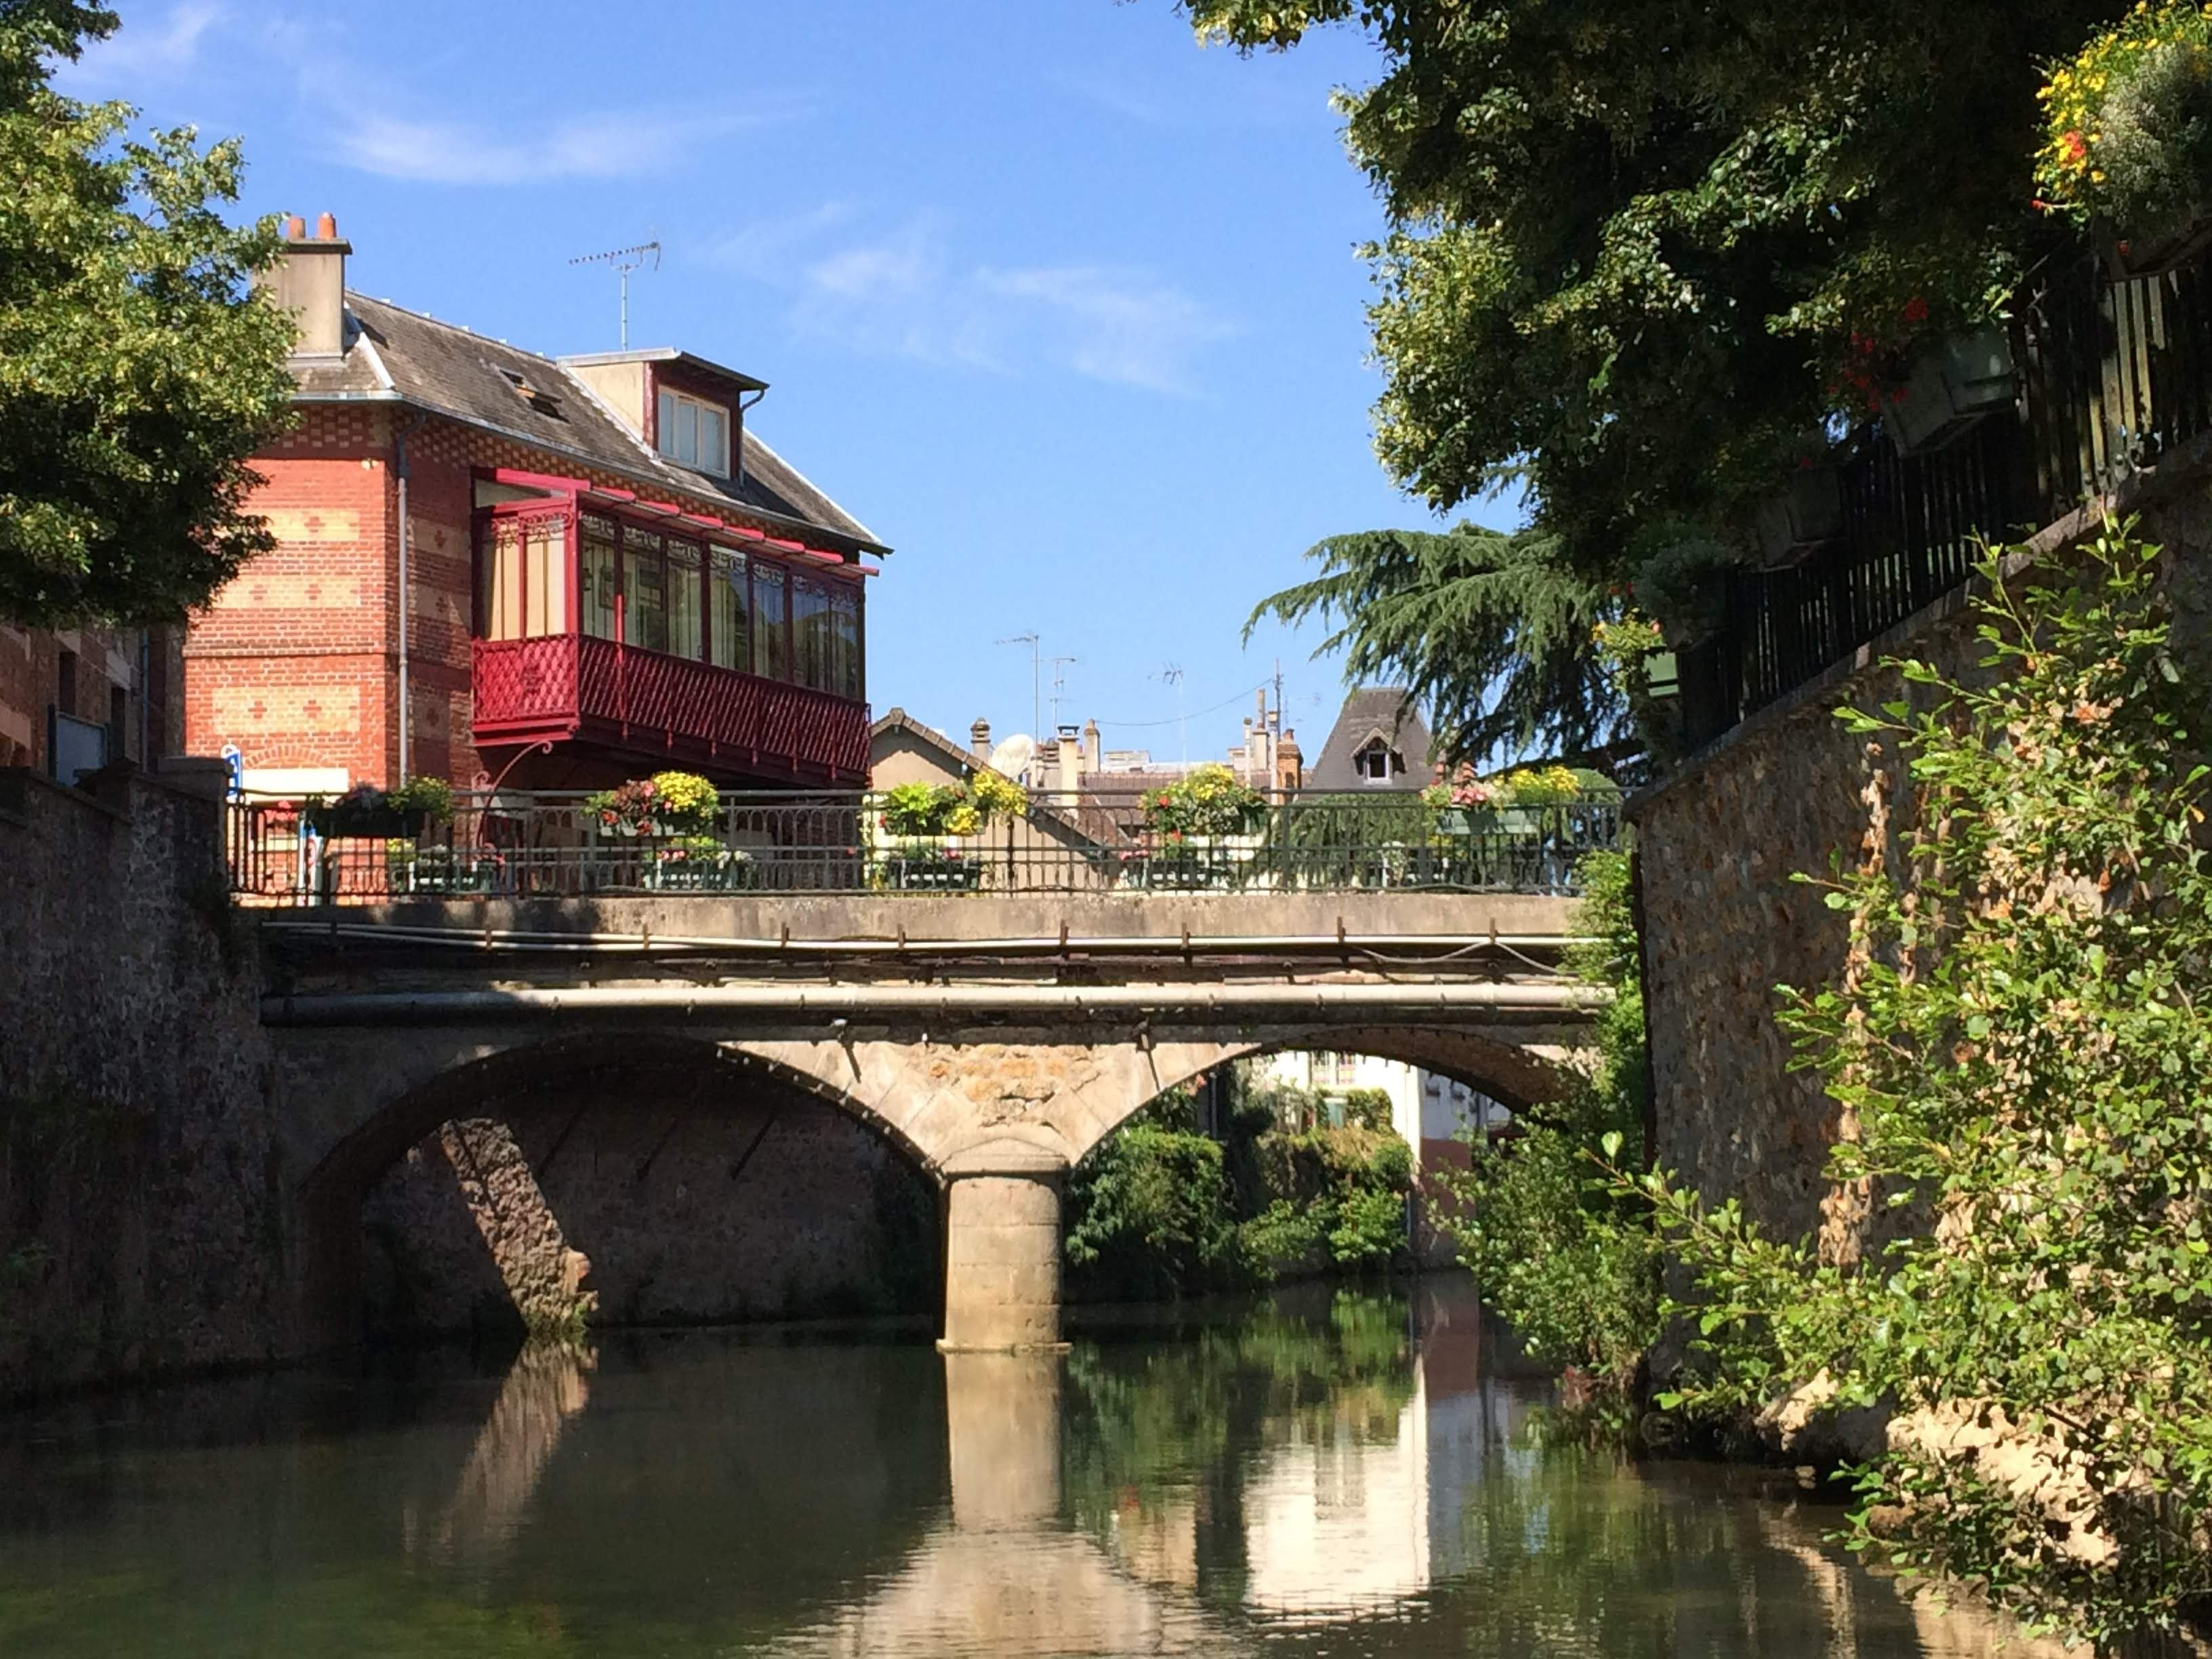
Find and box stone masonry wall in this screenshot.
[0,763,289,1398]
[359,1078,941,1338]
[1633,486,2211,1250]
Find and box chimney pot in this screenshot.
[314,211,337,241]
[283,213,306,240]
[969,718,992,762]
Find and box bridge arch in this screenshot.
[290,1029,939,1346]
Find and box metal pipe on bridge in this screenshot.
[262,979,1608,1027]
[257,920,1576,961]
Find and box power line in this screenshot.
[1090,679,1272,731]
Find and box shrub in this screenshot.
[880,780,964,835]
[1641,525,2212,1648]
[1338,1086,1395,1131]
[1065,1125,1254,1300]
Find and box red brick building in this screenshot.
[186,216,886,797]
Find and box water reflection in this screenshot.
[0,1279,2070,1658]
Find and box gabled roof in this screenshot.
[869,710,1101,845]
[292,293,885,555]
[1305,687,1435,790]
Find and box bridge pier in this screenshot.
[938,1148,1069,1353]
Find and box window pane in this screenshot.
[676,401,698,466]
[624,527,668,653]
[791,571,830,690]
[711,547,750,670]
[752,560,786,681]
[656,390,677,459]
[524,521,567,637]
[480,519,522,640]
[667,539,703,660]
[830,582,861,700]
[699,406,728,476]
[581,516,618,640]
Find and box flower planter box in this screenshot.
[1754,466,1844,567]
[1881,327,2016,455]
[307,802,426,840]
[878,835,980,891]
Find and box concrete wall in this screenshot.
[1633,482,2212,1249]
[0,763,288,1397]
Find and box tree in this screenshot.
[1179,0,2119,590]
[1246,520,1631,767]
[0,1,296,626]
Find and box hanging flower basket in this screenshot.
[1881,327,2015,455]
[2038,4,2212,279]
[303,781,445,840]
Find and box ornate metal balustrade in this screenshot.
[225,788,1626,904]
[1703,247,2212,737]
[471,635,872,783]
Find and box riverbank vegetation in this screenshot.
[1431,848,1661,1434]
[1631,525,2212,1647]
[1061,1082,1416,1303]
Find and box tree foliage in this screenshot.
[0,0,296,626]
[1641,525,2212,1647]
[1435,848,1659,1413]
[1247,519,1629,766]
[1181,0,2120,584]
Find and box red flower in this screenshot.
[2062,129,2087,163]
[1901,295,1929,325]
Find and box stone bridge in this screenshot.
[260,889,1600,1351]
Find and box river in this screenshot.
[0,1278,2055,1657]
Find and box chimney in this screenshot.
[1054,724,1084,795]
[1278,729,1303,793]
[1082,718,1100,771]
[970,717,992,762]
[261,210,350,359]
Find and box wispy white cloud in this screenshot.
[709,207,1235,396]
[58,1,224,88]
[329,102,806,187]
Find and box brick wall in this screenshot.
[185,404,396,786]
[0,622,166,776]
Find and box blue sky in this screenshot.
[64,1,1512,760]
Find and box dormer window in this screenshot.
[656,387,730,476]
[1355,736,1404,783]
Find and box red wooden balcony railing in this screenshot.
[471,634,869,783]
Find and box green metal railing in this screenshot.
[226,787,1624,904]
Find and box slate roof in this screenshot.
[297,293,883,554]
[1305,688,1436,790]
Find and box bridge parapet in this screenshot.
[228,787,1622,905]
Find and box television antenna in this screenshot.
[996,632,1042,754]
[569,240,661,350]
[1048,655,1079,728]
[1156,663,1187,764]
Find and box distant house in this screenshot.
[869,708,1109,876]
[1305,689,1435,790]
[186,213,885,800]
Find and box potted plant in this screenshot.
[2036,3,2212,277]
[651,834,755,891]
[1139,763,1267,888]
[305,778,455,839]
[585,771,721,838]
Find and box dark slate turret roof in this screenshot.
[1305,688,1435,790]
